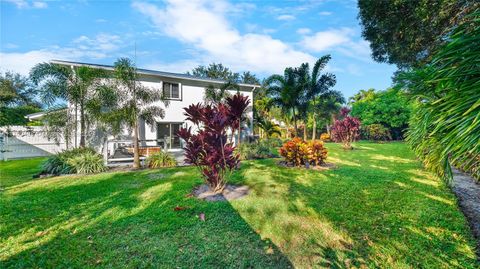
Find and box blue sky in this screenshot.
[1,0,397,98]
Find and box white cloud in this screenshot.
[132,0,314,74]
[319,11,332,16]
[300,28,354,52]
[300,27,372,63]
[32,1,47,8]
[5,0,47,9]
[73,33,122,53]
[336,40,372,62]
[0,50,56,74]
[5,0,28,8]
[296,28,311,35]
[277,14,295,21]
[0,33,125,75]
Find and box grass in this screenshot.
[0,142,478,268]
[0,157,46,188]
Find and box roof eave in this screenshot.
[50,60,260,91]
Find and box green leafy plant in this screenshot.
[263,138,284,148]
[147,151,177,168]
[68,151,107,174]
[363,124,392,141]
[350,88,411,139]
[41,147,106,175]
[41,154,74,175]
[398,11,480,181]
[235,139,280,160]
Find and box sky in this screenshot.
[0,0,397,98]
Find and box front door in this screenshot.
[157,123,182,149]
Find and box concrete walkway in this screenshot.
[451,168,480,257]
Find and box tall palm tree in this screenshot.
[300,56,337,140]
[112,58,167,169]
[30,63,106,147]
[265,67,304,136]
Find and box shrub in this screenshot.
[41,154,74,175]
[236,143,257,160]
[320,133,330,141]
[308,140,328,166]
[41,147,106,175]
[236,139,280,160]
[331,107,361,149]
[147,151,177,168]
[68,151,107,174]
[363,124,392,141]
[177,93,250,193]
[279,138,327,167]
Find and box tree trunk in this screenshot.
[312,112,317,141]
[79,102,86,148]
[133,120,140,169]
[292,108,298,137]
[303,123,307,141]
[74,103,78,148]
[237,120,241,146]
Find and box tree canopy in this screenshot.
[187,63,260,85]
[357,0,479,68]
[0,72,41,126]
[350,88,411,139]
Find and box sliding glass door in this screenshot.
[156,122,182,149]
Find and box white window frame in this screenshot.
[162,81,182,100]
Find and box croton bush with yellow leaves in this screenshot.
[279,137,327,167]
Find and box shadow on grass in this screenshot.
[1,167,292,268]
[230,142,478,268]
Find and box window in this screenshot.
[163,82,181,99]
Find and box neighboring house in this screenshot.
[21,60,257,163]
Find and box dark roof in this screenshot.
[50,59,260,90]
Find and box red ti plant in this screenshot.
[226,94,250,145]
[177,93,250,193]
[331,107,361,150]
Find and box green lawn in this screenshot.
[0,142,477,268]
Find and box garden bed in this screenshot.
[192,184,250,201]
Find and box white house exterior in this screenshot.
[14,60,257,162]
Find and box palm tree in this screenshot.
[204,81,239,105]
[265,68,304,136]
[112,58,167,169]
[256,117,281,138]
[300,56,337,140]
[315,90,345,135]
[30,63,106,147]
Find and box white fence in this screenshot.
[0,126,66,161]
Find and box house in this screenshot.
[20,60,257,163]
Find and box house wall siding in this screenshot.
[140,80,254,147]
